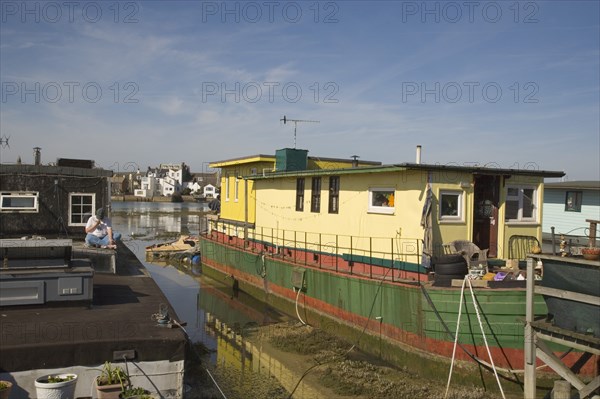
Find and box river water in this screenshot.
[110,201,292,398]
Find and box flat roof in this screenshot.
[544,180,600,190]
[0,164,113,178]
[209,154,276,168]
[0,244,186,372]
[210,154,381,168]
[249,162,565,179]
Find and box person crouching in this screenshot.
[85,208,121,249]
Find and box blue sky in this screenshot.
[1,1,598,179]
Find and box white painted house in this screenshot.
[134,164,185,198]
[203,184,216,198]
[185,181,202,194]
[135,175,157,198]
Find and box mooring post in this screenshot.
[552,380,571,399]
[524,257,536,399]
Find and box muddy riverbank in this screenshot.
[186,320,502,399]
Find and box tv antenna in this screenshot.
[0,135,10,149]
[280,116,320,148]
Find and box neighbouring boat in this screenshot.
[0,159,187,398]
[146,235,199,258]
[199,147,599,396]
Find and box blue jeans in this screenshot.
[85,232,122,247]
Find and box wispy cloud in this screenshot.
[0,1,598,179]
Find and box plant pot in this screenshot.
[0,381,13,399]
[34,374,77,399]
[581,247,600,261]
[96,382,124,399]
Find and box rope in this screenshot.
[286,266,393,399]
[444,276,468,398]
[466,278,506,399]
[420,283,560,377]
[293,287,307,326]
[205,368,228,399]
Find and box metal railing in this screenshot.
[206,218,425,283]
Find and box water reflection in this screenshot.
[111,201,293,397]
[111,201,208,237]
[111,201,288,348]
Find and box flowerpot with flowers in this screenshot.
[96,362,130,399]
[0,381,13,399]
[34,373,77,399]
[581,247,600,261]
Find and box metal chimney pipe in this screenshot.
[416,145,422,164]
[33,147,42,165]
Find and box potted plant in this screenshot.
[0,381,13,399]
[34,373,77,399]
[96,362,130,399]
[581,247,600,261]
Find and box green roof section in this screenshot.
[246,162,565,180]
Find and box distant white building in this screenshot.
[134,163,185,198]
[203,184,216,198]
[186,181,202,194]
[135,176,155,198]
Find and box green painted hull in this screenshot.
[200,237,596,393]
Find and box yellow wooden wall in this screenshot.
[252,169,544,259]
[219,160,275,224]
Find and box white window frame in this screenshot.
[69,193,96,226]
[368,187,395,215]
[225,174,230,201]
[439,190,463,222]
[505,185,538,223]
[234,178,239,202]
[0,191,39,213]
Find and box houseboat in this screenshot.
[0,157,187,398]
[199,147,600,396]
[542,180,600,249]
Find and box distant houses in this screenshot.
[110,163,219,199]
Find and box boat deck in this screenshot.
[0,242,186,372]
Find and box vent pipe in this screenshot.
[350,155,360,168]
[416,145,422,164]
[33,147,42,165]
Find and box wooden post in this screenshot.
[244,179,248,240]
[586,219,598,247]
[552,380,571,399]
[524,257,536,399]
